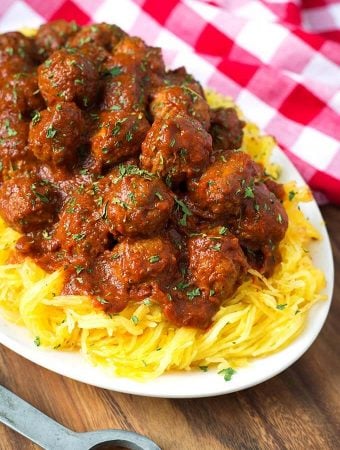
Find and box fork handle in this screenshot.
[0,385,83,449]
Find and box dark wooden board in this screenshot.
[1,205,339,450]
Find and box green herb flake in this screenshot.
[169,137,176,148]
[104,66,123,77]
[75,265,84,275]
[218,367,236,382]
[4,119,17,137]
[212,243,222,251]
[244,186,255,199]
[46,124,57,139]
[74,78,84,85]
[149,255,160,264]
[277,213,283,224]
[131,315,139,325]
[34,336,41,347]
[31,110,41,125]
[72,232,86,241]
[96,296,110,305]
[175,197,192,227]
[276,303,287,310]
[209,289,215,297]
[288,190,297,201]
[187,287,201,300]
[101,201,109,220]
[219,226,228,235]
[143,298,152,306]
[155,191,163,200]
[199,365,208,372]
[111,253,120,260]
[31,185,49,204]
[126,130,133,142]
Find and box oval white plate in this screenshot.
[0,146,334,398]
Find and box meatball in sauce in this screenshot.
[0,22,289,329]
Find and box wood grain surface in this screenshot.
[0,204,339,450]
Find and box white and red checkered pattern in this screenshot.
[0,0,339,203]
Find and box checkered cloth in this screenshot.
[0,0,339,204]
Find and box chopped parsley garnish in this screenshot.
[111,253,120,260]
[288,190,297,201]
[113,164,154,183]
[219,226,228,235]
[218,367,236,381]
[149,255,160,264]
[131,315,139,325]
[170,137,176,147]
[143,298,152,306]
[244,186,255,198]
[46,124,57,139]
[177,280,190,290]
[126,130,133,142]
[175,197,192,226]
[31,110,41,125]
[155,191,163,200]
[276,303,287,310]
[199,366,208,372]
[112,118,127,136]
[34,336,41,347]
[101,201,109,220]
[31,184,49,204]
[72,232,86,241]
[212,243,222,251]
[104,66,123,77]
[277,213,283,224]
[75,265,84,275]
[112,197,130,209]
[74,78,84,85]
[187,287,201,300]
[96,296,110,305]
[4,119,17,137]
[209,289,215,296]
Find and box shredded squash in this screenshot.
[0,90,325,381]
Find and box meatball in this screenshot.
[100,73,145,112]
[161,289,220,329]
[54,189,110,262]
[0,110,30,163]
[0,72,45,114]
[140,115,212,186]
[210,107,245,151]
[28,102,85,165]
[114,36,165,90]
[91,236,179,310]
[67,23,126,51]
[150,85,210,130]
[90,111,150,167]
[35,20,79,60]
[38,49,99,107]
[188,231,248,298]
[0,32,36,65]
[188,151,263,219]
[164,67,205,95]
[0,175,57,233]
[75,42,110,68]
[230,182,288,248]
[102,165,174,236]
[99,54,145,112]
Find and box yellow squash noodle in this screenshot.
[0,91,326,381]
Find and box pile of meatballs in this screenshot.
[0,22,288,328]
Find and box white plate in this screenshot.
[0,146,334,398]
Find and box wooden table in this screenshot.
[0,205,339,450]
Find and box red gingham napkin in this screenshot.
[0,0,339,204]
